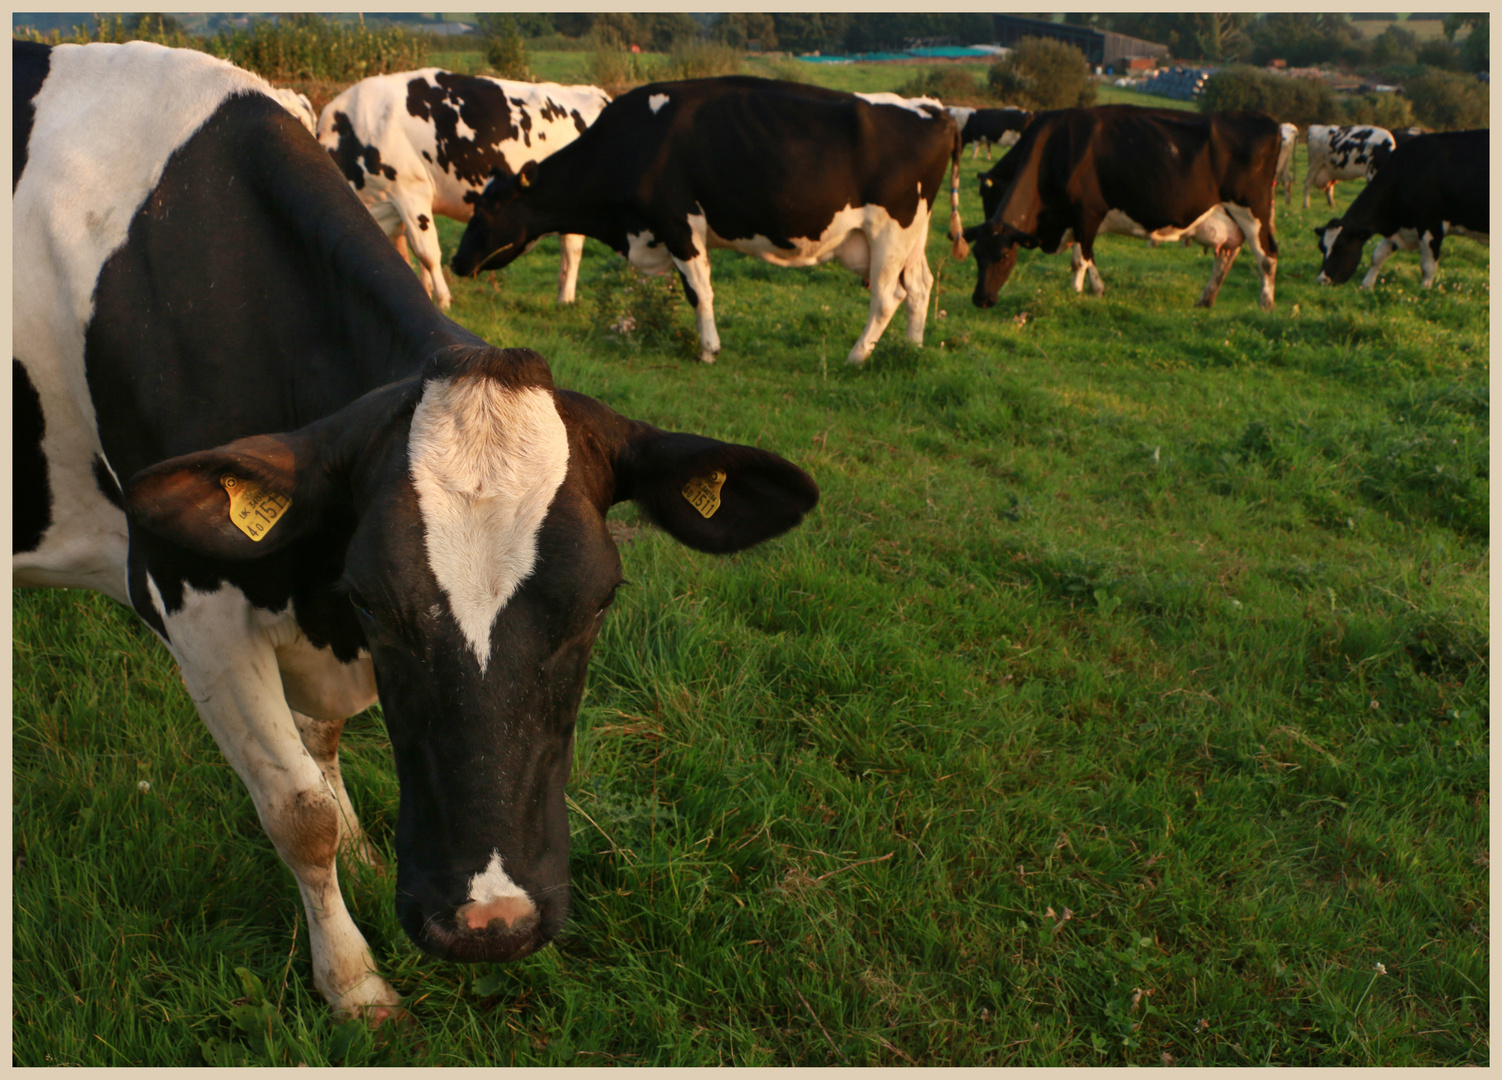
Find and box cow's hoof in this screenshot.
[1259,296,1275,311]
[697,350,718,364]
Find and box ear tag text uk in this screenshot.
[223,475,291,541]
[681,470,726,519]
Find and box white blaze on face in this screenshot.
[408,378,569,672]
[649,93,670,114]
[468,849,530,904]
[1320,224,1342,258]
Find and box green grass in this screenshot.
[13,131,1488,1065]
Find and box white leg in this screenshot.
[1325,183,1336,209]
[1418,230,1439,287]
[556,234,585,304]
[1222,204,1276,310]
[900,244,933,345]
[396,196,451,310]
[163,584,401,1019]
[1195,244,1240,307]
[1070,244,1089,292]
[1360,236,1397,290]
[847,227,912,366]
[669,245,719,363]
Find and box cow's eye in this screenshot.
[597,583,623,616]
[347,590,374,618]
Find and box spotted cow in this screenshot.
[451,76,969,366]
[1315,129,1488,289]
[966,105,1281,310]
[1303,124,1396,209]
[318,70,611,309]
[1274,122,1298,205]
[947,105,1033,160]
[15,39,817,1018]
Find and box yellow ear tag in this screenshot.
[681,470,726,519]
[222,475,291,541]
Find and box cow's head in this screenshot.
[963,219,1032,308]
[451,162,540,278]
[124,346,818,965]
[1313,219,1370,285]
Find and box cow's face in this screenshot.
[1314,220,1369,285]
[124,347,819,965]
[964,220,1026,308]
[451,162,537,278]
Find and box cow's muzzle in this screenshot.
[397,882,567,964]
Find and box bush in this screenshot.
[1197,66,1337,126]
[477,14,531,80]
[655,41,745,81]
[1403,70,1490,130]
[14,13,430,82]
[896,66,991,104]
[1339,92,1416,130]
[987,37,1096,110]
[583,28,655,96]
[1415,39,1460,71]
[589,260,694,358]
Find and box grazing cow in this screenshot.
[1315,129,1488,289]
[947,105,1033,159]
[318,69,611,309]
[965,105,1280,310]
[451,76,969,366]
[1275,122,1298,205]
[15,40,817,1018]
[1303,124,1395,208]
[974,141,1247,299]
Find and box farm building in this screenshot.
[990,14,1169,71]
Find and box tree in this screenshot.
[476,14,530,80]
[713,13,777,51]
[771,14,851,54]
[988,36,1096,110]
[1247,14,1361,67]
[1369,24,1419,67]
[1404,69,1490,130]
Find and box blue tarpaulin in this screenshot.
[800,46,994,64]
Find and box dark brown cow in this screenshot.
[965,105,1281,310]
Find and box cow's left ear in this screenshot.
[517,160,539,189]
[124,433,331,560]
[615,431,819,555]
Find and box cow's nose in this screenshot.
[456,893,539,934]
[1316,272,1331,285]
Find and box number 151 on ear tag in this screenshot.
[223,475,291,541]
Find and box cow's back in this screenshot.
[1353,129,1490,234]
[583,77,956,229]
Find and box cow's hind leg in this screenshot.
[163,584,402,1020]
[900,243,934,345]
[1418,228,1443,287]
[556,233,585,304]
[1222,203,1277,310]
[848,210,927,365]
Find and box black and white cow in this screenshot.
[1315,129,1489,289]
[15,40,817,1019]
[965,105,1281,310]
[317,70,610,309]
[1303,124,1396,209]
[947,105,1032,159]
[1275,122,1298,205]
[451,76,969,366]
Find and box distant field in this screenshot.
[13,69,1488,1068]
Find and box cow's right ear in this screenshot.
[124,433,331,560]
[517,160,539,189]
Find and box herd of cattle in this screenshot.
[12,39,1489,1022]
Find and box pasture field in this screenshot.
[12,138,1488,1065]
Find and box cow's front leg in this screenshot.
[847,223,914,365]
[556,233,586,304]
[1361,235,1399,289]
[164,584,401,1019]
[1195,243,1240,308]
[291,710,385,871]
[669,221,719,363]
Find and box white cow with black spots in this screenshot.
[318,69,610,309]
[1303,124,1396,209]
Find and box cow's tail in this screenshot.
[948,123,969,260]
